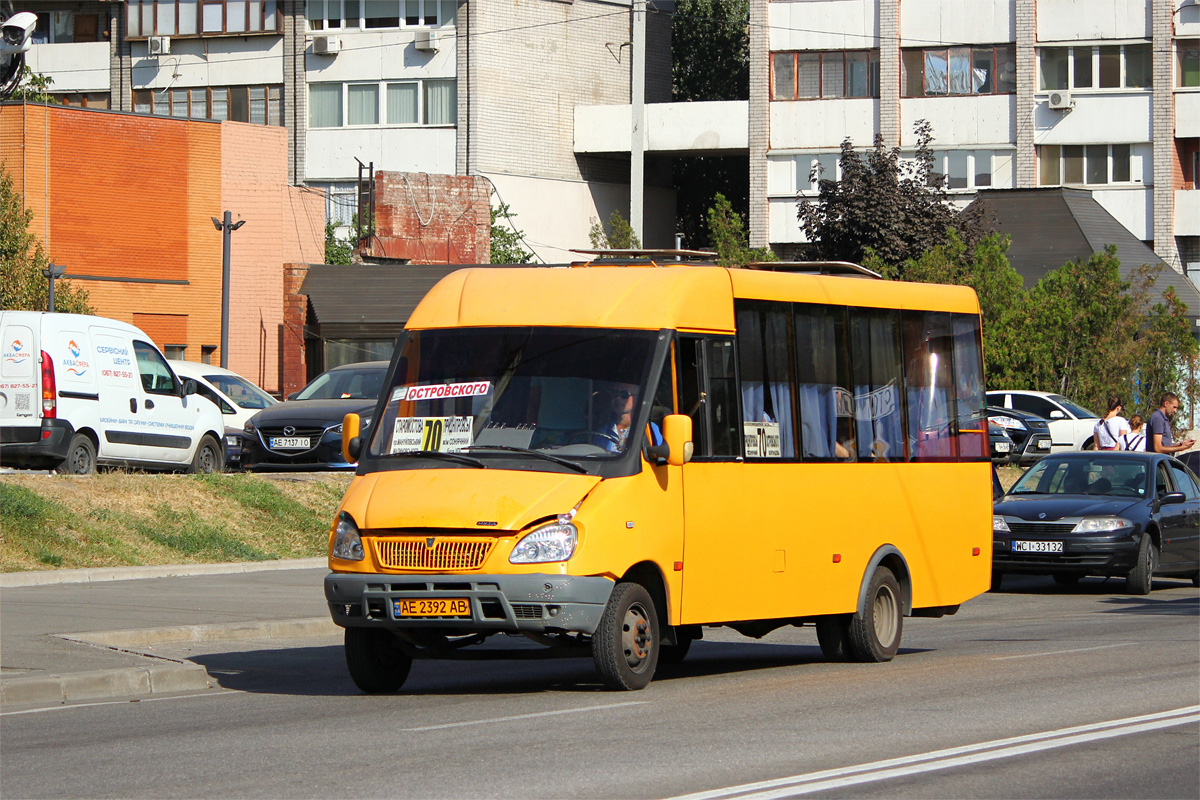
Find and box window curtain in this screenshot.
[348,84,378,125]
[924,50,948,94]
[387,82,418,124]
[309,84,342,127]
[424,80,455,124]
[948,48,972,94]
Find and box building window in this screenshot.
[901,45,1016,97]
[1038,144,1134,186]
[127,0,280,38]
[133,86,283,126]
[927,150,999,190]
[1038,44,1152,91]
[771,50,880,100]
[164,345,187,360]
[307,0,455,31]
[1179,41,1200,88]
[201,345,217,365]
[309,79,456,127]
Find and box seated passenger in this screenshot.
[593,383,662,453]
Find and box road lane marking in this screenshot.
[400,700,649,731]
[1,690,241,716]
[663,706,1200,800]
[992,642,1137,660]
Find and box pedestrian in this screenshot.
[1119,414,1147,452]
[1148,392,1196,456]
[1092,395,1130,451]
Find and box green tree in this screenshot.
[324,222,353,265]
[671,0,751,252]
[0,165,91,313]
[1125,271,1199,416]
[9,67,58,104]
[490,201,535,264]
[798,120,991,271]
[706,193,776,267]
[588,210,641,250]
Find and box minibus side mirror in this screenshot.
[342,413,362,463]
[662,414,693,467]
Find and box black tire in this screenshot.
[815,615,853,662]
[1125,534,1157,595]
[344,628,412,693]
[658,630,693,666]
[60,433,97,475]
[188,435,223,474]
[592,582,660,690]
[989,570,1004,592]
[1052,572,1082,586]
[847,566,903,663]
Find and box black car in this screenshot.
[989,420,1015,463]
[240,361,388,471]
[992,451,1200,593]
[987,406,1053,464]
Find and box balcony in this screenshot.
[1176,189,1200,237]
[25,41,110,93]
[574,101,747,156]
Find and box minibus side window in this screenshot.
[736,301,796,459]
[677,336,739,459]
[902,311,956,461]
[952,313,986,460]
[795,305,853,461]
[849,308,905,462]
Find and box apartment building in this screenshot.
[752,0,1200,279]
[21,0,675,263]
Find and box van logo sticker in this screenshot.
[391,381,492,403]
[62,338,91,378]
[69,340,81,358]
[283,426,296,436]
[4,339,30,364]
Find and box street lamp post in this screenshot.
[43,262,66,311]
[211,211,246,369]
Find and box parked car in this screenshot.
[989,420,1014,462]
[986,406,1053,464]
[0,311,224,474]
[169,361,277,467]
[986,390,1099,452]
[240,361,388,471]
[992,451,1200,594]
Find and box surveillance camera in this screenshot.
[1,12,37,55]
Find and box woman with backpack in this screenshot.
[1119,414,1147,451]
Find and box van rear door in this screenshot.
[1,319,39,429]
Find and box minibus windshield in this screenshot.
[366,327,661,463]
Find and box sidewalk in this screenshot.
[0,560,337,708]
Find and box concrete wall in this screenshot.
[369,171,489,264]
[1036,0,1150,41]
[899,0,1012,45]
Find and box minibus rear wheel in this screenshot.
[593,582,660,690]
[847,566,903,662]
[345,628,412,693]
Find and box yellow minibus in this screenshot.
[325,259,992,691]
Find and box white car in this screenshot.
[169,361,277,467]
[985,390,1100,452]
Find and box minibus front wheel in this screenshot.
[345,628,412,693]
[592,582,660,690]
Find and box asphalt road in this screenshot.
[2,575,1197,800]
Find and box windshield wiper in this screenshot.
[392,451,486,468]
[463,445,589,474]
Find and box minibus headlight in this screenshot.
[993,516,1010,532]
[510,520,578,564]
[332,512,365,561]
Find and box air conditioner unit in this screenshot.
[312,35,340,55]
[413,29,440,52]
[148,36,171,56]
[1047,90,1073,110]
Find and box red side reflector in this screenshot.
[832,554,841,563]
[42,430,52,439]
[673,561,683,572]
[972,547,981,556]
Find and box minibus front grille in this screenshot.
[374,536,496,571]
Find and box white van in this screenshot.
[0,311,225,474]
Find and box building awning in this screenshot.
[968,188,1200,322]
[298,263,514,339]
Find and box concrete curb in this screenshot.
[0,558,326,588]
[1,617,339,708]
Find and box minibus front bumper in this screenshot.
[324,572,615,635]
